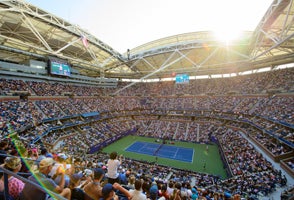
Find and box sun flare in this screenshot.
[212,28,243,44]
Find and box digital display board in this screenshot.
[175,74,189,84]
[48,56,71,77]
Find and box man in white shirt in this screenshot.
[129,179,147,200]
[166,181,174,196]
[106,152,122,184]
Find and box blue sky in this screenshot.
[25,0,273,53]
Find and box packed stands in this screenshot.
[0,67,293,199]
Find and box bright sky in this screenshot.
[25,0,273,54]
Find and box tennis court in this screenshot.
[125,141,194,162]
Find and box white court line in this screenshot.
[173,147,179,158]
[124,141,139,150]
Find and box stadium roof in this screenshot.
[0,0,293,80]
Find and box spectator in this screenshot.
[35,148,48,165]
[149,183,159,200]
[119,169,130,185]
[0,140,8,164]
[191,188,198,200]
[101,183,131,200]
[21,157,71,200]
[84,168,105,200]
[160,184,169,200]
[106,152,122,184]
[0,157,24,199]
[49,153,70,188]
[166,181,174,196]
[69,173,90,200]
[101,183,119,200]
[127,175,136,189]
[129,179,147,200]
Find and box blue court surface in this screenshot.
[125,141,194,163]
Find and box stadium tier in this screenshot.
[0,0,294,198]
[0,67,293,200]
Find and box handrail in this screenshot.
[0,167,67,200]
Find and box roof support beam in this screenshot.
[141,57,157,70]
[198,47,219,69]
[281,0,294,38]
[113,50,189,95]
[0,34,101,72]
[127,59,142,72]
[21,12,53,51]
[177,50,199,68]
[251,32,294,60]
[54,38,81,54]
[260,29,279,44]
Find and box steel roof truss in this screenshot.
[199,47,220,68]
[114,50,188,95]
[54,37,81,54]
[251,0,294,61]
[281,0,294,38]
[252,32,294,60]
[177,50,199,69]
[261,29,280,44]
[141,57,157,70]
[20,12,52,51]
[128,59,145,73]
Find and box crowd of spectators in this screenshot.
[0,92,292,169]
[0,68,293,97]
[0,130,289,200]
[0,68,293,199]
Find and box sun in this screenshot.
[212,27,243,45]
[211,17,244,45]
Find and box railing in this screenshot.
[0,167,67,200]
